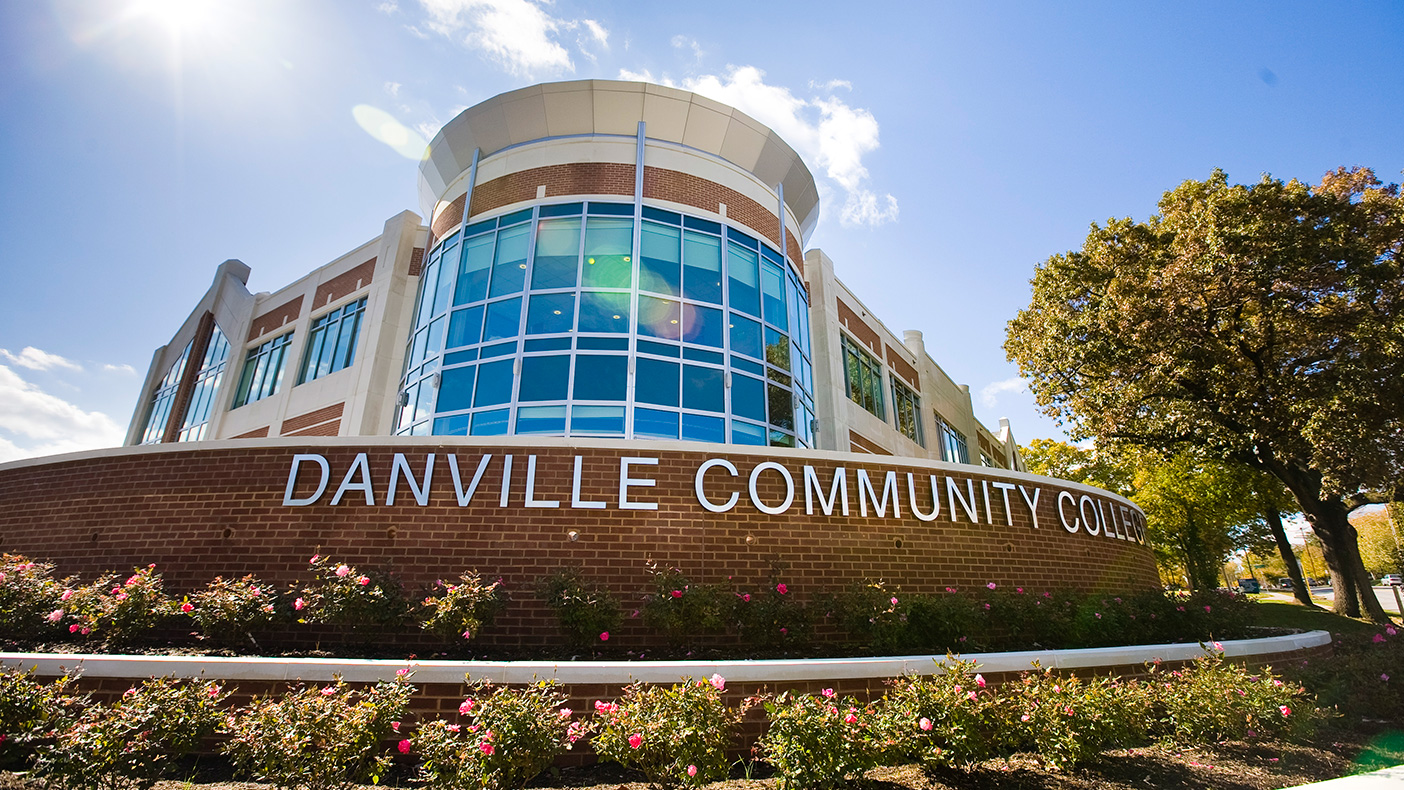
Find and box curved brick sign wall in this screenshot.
[0,437,1157,646]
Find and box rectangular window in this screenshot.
[299,297,367,384]
[233,331,292,408]
[139,340,192,444]
[841,334,884,419]
[892,378,923,446]
[934,412,970,464]
[178,327,230,441]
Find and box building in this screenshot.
[1,82,1154,646]
[125,80,1023,472]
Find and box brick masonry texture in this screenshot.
[0,441,1158,649]
[885,344,920,391]
[230,427,270,439]
[280,403,345,435]
[849,431,891,456]
[312,259,375,309]
[408,247,425,277]
[838,300,882,353]
[247,295,304,342]
[429,163,805,273]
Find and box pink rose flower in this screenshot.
[335,564,350,578]
[776,583,788,595]
[975,674,986,688]
[391,721,400,732]
[115,593,128,601]
[321,687,336,696]
[821,688,835,698]
[46,609,64,623]
[310,554,319,563]
[181,602,193,613]
[967,691,977,701]
[1020,714,1030,722]
[670,590,683,598]
[1279,705,1291,717]
[358,576,370,586]
[294,597,306,610]
[628,733,643,749]
[479,741,494,755]
[396,668,409,677]
[599,631,609,641]
[60,589,73,601]
[68,624,79,633]
[919,717,932,731]
[843,712,858,724]
[709,674,726,691]
[687,765,697,777]
[890,597,899,606]
[559,708,572,718]
[398,739,411,754]
[460,699,475,715]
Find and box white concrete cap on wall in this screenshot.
[418,80,821,241]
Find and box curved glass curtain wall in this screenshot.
[396,200,815,447]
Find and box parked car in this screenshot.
[1236,578,1261,594]
[1276,578,1295,590]
[1382,574,1402,586]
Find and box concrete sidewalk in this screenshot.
[1284,765,1404,789]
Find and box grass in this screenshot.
[1248,599,1398,638]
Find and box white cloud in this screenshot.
[102,363,137,375]
[377,1,400,13]
[670,34,703,62]
[0,364,124,463]
[617,67,655,83]
[979,377,1027,409]
[0,347,83,372]
[634,66,899,228]
[809,78,852,92]
[582,19,608,48]
[385,81,402,97]
[417,0,574,77]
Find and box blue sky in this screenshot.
[1,0,1401,461]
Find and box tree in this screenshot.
[1019,438,1133,496]
[1134,454,1262,591]
[1006,167,1404,622]
[1351,507,1404,577]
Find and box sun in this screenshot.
[123,0,221,39]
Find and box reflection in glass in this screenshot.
[526,293,575,335]
[636,358,680,407]
[455,234,493,305]
[684,304,723,347]
[682,365,724,413]
[447,305,484,348]
[531,217,581,289]
[640,222,681,295]
[682,231,722,303]
[474,359,514,406]
[573,354,627,401]
[518,355,570,401]
[727,243,760,316]
[634,407,679,439]
[483,298,522,342]
[437,365,476,412]
[582,217,633,288]
[517,405,566,434]
[578,291,630,333]
[638,295,681,341]
[571,405,625,435]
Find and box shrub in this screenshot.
[0,554,66,642]
[64,565,172,646]
[296,554,407,630]
[642,566,728,646]
[538,567,620,649]
[35,676,226,790]
[593,677,747,789]
[419,571,507,643]
[731,579,810,649]
[1002,664,1154,769]
[903,592,982,653]
[223,675,412,790]
[0,668,86,769]
[759,689,881,789]
[830,582,908,652]
[1290,627,1402,722]
[1152,651,1312,744]
[183,574,282,648]
[415,680,589,790]
[877,658,1006,768]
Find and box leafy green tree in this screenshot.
[1133,454,1261,591]
[1007,167,1404,622]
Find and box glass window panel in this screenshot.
[761,260,788,331]
[638,295,681,340]
[683,304,723,348]
[397,382,418,431]
[571,405,625,436]
[447,305,484,349]
[577,291,630,333]
[518,355,570,401]
[729,314,763,359]
[681,413,725,443]
[526,292,576,335]
[470,408,510,436]
[524,337,571,352]
[578,336,628,350]
[437,365,476,413]
[474,359,514,407]
[683,215,721,234]
[433,249,455,315]
[769,430,796,448]
[531,217,581,289]
[892,379,924,445]
[463,219,495,236]
[413,374,436,419]
[483,297,522,342]
[572,354,627,401]
[767,383,795,431]
[732,373,765,422]
[499,208,533,226]
[333,306,362,371]
[517,405,566,435]
[727,243,761,317]
[642,206,680,225]
[637,340,680,357]
[841,335,885,419]
[787,275,807,354]
[540,202,583,217]
[634,407,679,439]
[732,420,767,446]
[640,222,681,296]
[480,341,516,359]
[681,364,724,413]
[455,234,494,305]
[635,358,680,407]
[588,202,633,215]
[582,217,633,288]
[302,321,329,383]
[410,420,431,436]
[433,413,471,436]
[765,327,791,372]
[416,259,439,327]
[727,227,758,248]
[682,347,723,365]
[681,232,722,304]
[424,315,445,361]
[489,223,530,297]
[730,355,763,375]
[409,327,427,367]
[445,349,478,366]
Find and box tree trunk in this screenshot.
[1263,505,1315,607]
[1268,462,1391,623]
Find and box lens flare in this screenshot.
[352,105,429,161]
